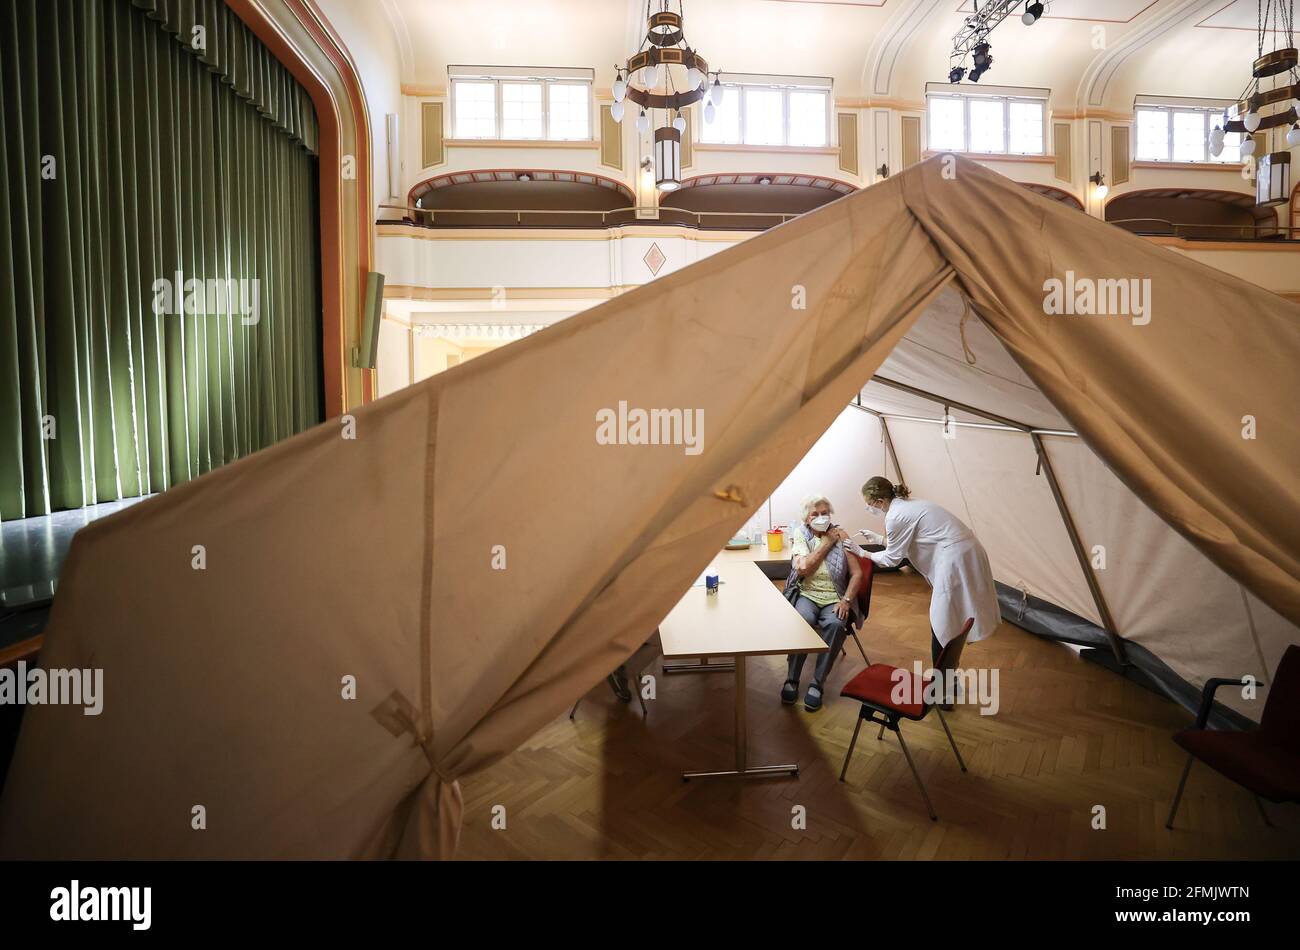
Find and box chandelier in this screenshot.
[1211,0,1298,207]
[611,1,724,192]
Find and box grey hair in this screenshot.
[800,494,834,522]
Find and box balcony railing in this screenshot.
[378,203,799,231]
[1107,218,1300,242]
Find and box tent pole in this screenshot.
[859,376,1128,667]
[879,416,905,487]
[871,375,1031,432]
[1031,433,1128,667]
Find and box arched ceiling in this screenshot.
[380,0,1275,111]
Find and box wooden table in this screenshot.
[659,546,828,781]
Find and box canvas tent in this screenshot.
[1,156,1296,859]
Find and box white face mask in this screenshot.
[810,515,831,531]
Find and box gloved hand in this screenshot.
[857,528,884,547]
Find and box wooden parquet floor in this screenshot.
[456,571,1300,860]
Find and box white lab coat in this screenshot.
[866,498,1000,647]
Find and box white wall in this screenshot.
[314,0,403,220]
[759,407,887,549]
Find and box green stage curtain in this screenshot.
[0,0,322,521]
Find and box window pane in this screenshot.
[501,82,543,138]
[1135,109,1169,161]
[1171,111,1206,162]
[548,83,589,139]
[927,97,964,151]
[700,85,741,143]
[1008,101,1043,154]
[968,98,1004,152]
[788,90,827,146]
[744,88,784,146]
[454,81,496,138]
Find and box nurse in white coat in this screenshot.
[856,476,1000,684]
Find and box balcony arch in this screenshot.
[657,173,857,230]
[1018,182,1083,210]
[404,169,635,228]
[1104,188,1279,241]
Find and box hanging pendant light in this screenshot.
[654,127,682,191]
[610,99,625,123]
[636,110,650,134]
[1218,2,1298,206]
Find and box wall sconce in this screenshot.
[1089,171,1108,200]
[876,163,890,179]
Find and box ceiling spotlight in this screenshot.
[949,65,966,83]
[972,42,992,67]
[517,173,531,182]
[758,176,772,185]
[1022,2,1044,25]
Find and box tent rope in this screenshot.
[958,296,979,366]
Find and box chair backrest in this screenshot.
[935,617,975,673]
[1260,644,1300,752]
[852,553,875,621]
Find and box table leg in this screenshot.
[682,655,801,781]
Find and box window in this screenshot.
[548,83,590,140]
[500,82,543,139]
[451,76,591,140]
[924,92,1047,155]
[698,82,829,147]
[1133,105,1241,163]
[453,81,496,139]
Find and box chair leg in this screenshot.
[635,672,648,718]
[1165,753,1194,829]
[895,727,938,821]
[839,713,865,782]
[877,723,885,741]
[935,708,967,773]
[849,630,870,666]
[1254,795,1273,828]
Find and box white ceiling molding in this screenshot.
[412,323,547,341]
[378,0,415,86]
[862,0,950,98]
[1076,0,1223,109]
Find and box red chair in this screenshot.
[841,553,876,666]
[1165,643,1300,829]
[838,617,973,821]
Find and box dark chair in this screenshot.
[570,631,662,721]
[1165,643,1300,829]
[837,617,974,821]
[840,553,875,665]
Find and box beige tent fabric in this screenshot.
[899,158,1300,630]
[2,156,1296,859]
[0,170,952,858]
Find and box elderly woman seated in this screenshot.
[781,493,863,711]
